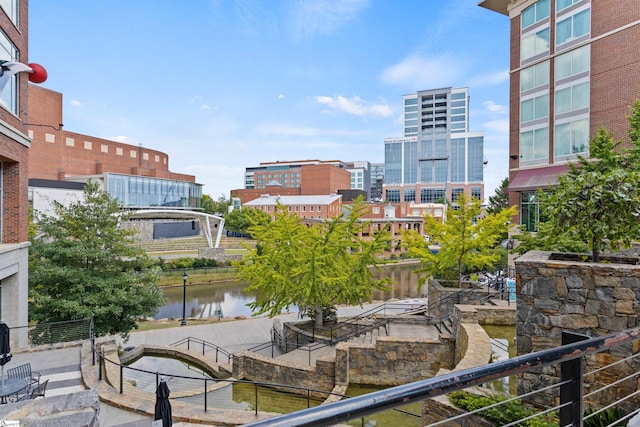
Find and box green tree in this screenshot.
[29,181,164,338]
[201,194,231,215]
[542,128,640,262]
[237,200,390,326]
[515,100,640,262]
[486,177,510,215]
[405,194,517,287]
[224,207,271,236]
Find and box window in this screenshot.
[310,206,314,212]
[555,81,589,115]
[520,127,549,163]
[556,0,582,11]
[556,9,590,46]
[451,92,466,100]
[521,192,540,232]
[522,0,550,29]
[521,28,550,61]
[451,100,466,108]
[0,29,18,114]
[404,98,418,106]
[317,206,321,212]
[386,189,400,203]
[0,0,18,25]
[554,118,589,158]
[451,188,464,203]
[404,189,416,202]
[521,61,550,92]
[520,94,549,123]
[420,188,445,204]
[555,45,590,81]
[302,206,306,212]
[471,187,481,201]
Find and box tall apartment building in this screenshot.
[0,0,30,330]
[384,87,485,204]
[480,0,640,230]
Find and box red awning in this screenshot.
[508,164,570,192]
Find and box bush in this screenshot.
[448,390,557,426]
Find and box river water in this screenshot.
[154,261,425,320]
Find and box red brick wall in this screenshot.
[590,0,640,149]
[0,0,30,243]
[27,86,195,182]
[300,164,351,195]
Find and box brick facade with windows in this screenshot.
[481,0,640,230]
[0,0,32,336]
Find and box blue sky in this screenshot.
[28,0,510,201]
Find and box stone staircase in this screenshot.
[347,325,387,344]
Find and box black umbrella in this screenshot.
[154,377,172,427]
[0,321,11,388]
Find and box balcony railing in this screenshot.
[243,327,640,427]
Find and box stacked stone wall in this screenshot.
[342,336,455,386]
[515,250,640,411]
[232,350,336,398]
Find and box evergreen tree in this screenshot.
[29,181,164,338]
[486,177,510,215]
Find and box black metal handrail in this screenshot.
[243,327,640,426]
[92,341,422,421]
[170,337,233,364]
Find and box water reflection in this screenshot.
[155,261,424,320]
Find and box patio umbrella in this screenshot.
[0,321,11,388]
[154,377,172,427]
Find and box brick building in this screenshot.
[26,86,203,215]
[0,0,30,331]
[234,160,355,205]
[480,0,640,230]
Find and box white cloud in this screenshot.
[70,99,82,107]
[277,94,285,99]
[315,95,393,118]
[380,53,465,89]
[483,100,506,114]
[201,104,211,110]
[289,0,370,39]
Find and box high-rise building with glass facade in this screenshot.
[383,87,485,204]
[480,0,640,231]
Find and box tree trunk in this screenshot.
[315,306,323,327]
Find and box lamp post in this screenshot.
[181,271,188,326]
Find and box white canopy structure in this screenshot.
[129,209,225,248]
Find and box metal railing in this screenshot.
[243,327,640,426]
[170,337,233,364]
[10,318,94,349]
[93,343,422,422]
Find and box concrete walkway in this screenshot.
[11,303,392,426]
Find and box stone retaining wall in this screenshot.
[339,336,455,386]
[515,250,640,412]
[427,278,492,318]
[232,350,336,398]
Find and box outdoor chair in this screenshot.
[17,379,48,401]
[6,362,40,386]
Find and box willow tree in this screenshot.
[237,199,390,326]
[405,194,516,288]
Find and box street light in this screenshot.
[181,271,188,326]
